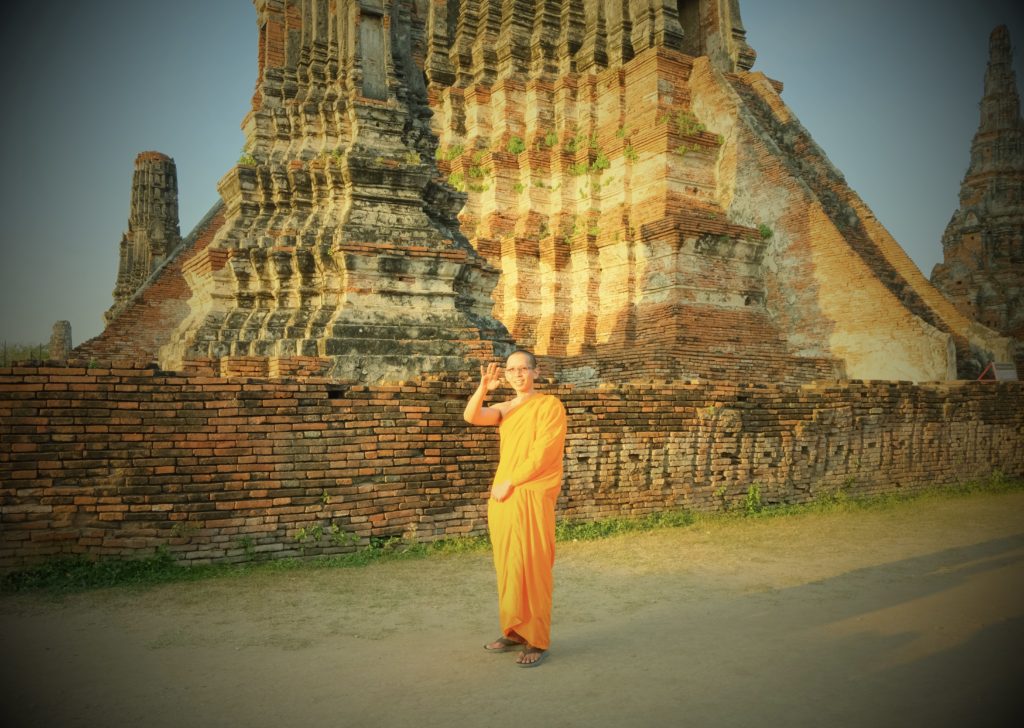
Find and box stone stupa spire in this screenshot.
[931,25,1024,368]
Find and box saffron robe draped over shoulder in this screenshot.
[487,393,567,650]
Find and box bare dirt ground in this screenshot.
[3,491,1023,728]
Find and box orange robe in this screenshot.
[488,393,567,650]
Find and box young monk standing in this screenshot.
[462,350,567,668]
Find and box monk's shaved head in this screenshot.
[507,350,537,368]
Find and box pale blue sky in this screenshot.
[0,1,1021,346]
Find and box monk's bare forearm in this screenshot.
[463,384,489,424]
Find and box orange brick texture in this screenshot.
[425,2,1011,384]
[2,361,1021,569]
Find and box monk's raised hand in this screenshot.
[479,362,502,391]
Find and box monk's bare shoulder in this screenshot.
[492,399,516,418]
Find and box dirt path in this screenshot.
[3,491,1023,728]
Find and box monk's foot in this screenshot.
[484,634,526,652]
[516,646,548,668]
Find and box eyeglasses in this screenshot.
[505,367,535,375]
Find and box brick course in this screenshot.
[2,361,1020,568]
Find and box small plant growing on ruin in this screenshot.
[624,144,639,163]
[513,182,526,194]
[615,125,629,138]
[569,161,590,176]
[293,523,325,543]
[590,152,610,173]
[671,110,706,136]
[744,483,763,515]
[237,152,258,166]
[404,150,421,166]
[328,522,357,547]
[236,535,256,559]
[676,142,703,158]
[506,136,526,155]
[447,171,466,191]
[758,224,774,240]
[471,149,486,164]
[544,131,559,148]
[321,489,331,505]
[440,144,464,161]
[467,165,490,192]
[369,535,403,552]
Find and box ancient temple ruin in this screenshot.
[932,25,1024,376]
[107,152,181,323]
[76,0,1015,383]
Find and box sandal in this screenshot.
[483,636,526,653]
[517,647,548,668]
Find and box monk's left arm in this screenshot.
[506,400,567,490]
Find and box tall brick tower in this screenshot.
[107,152,181,323]
[932,25,1024,374]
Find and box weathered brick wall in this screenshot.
[1,361,1021,568]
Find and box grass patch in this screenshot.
[0,536,493,596]
[4,473,1020,595]
[1,547,189,594]
[556,510,695,541]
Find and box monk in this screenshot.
[462,349,567,668]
